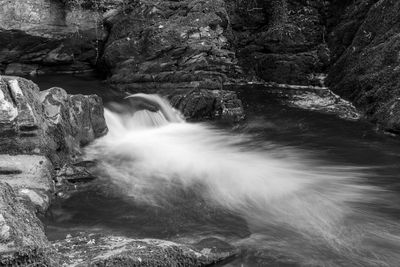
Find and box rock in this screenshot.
[227,0,328,85]
[327,0,400,133]
[55,163,97,198]
[287,91,360,121]
[0,0,115,75]
[0,182,56,266]
[170,89,245,122]
[41,86,108,160]
[103,0,242,91]
[52,233,237,266]
[0,76,107,165]
[0,155,53,212]
[225,82,360,120]
[0,76,47,155]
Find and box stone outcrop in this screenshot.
[226,0,329,86]
[0,0,112,75]
[326,0,400,133]
[0,76,107,264]
[0,76,107,164]
[103,0,242,92]
[170,89,245,122]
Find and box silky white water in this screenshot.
[86,95,400,266]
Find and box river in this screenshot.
[33,75,400,267]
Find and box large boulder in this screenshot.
[0,182,56,266]
[103,0,242,91]
[326,0,400,133]
[0,76,107,165]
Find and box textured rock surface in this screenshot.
[41,86,108,162]
[226,0,329,86]
[0,155,53,212]
[103,0,242,92]
[0,0,112,75]
[326,0,400,133]
[52,233,237,266]
[0,76,108,264]
[0,182,55,266]
[170,89,245,122]
[0,76,107,165]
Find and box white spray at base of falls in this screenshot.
[86,95,400,267]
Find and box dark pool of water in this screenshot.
[30,74,123,103]
[34,75,400,266]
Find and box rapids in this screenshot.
[82,94,400,267]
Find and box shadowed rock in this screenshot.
[170,89,245,122]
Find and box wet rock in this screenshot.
[226,82,360,121]
[170,89,245,122]
[41,86,108,160]
[327,0,400,133]
[287,91,360,121]
[0,76,107,165]
[193,237,237,261]
[52,233,237,266]
[55,163,97,198]
[0,155,53,212]
[0,182,56,266]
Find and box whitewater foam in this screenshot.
[85,94,400,266]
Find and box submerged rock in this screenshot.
[170,89,245,122]
[52,233,237,266]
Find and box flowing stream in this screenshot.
[36,75,400,266]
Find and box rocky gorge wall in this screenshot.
[1,0,400,132]
[326,0,400,134]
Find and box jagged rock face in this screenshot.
[226,0,329,86]
[0,76,107,165]
[103,0,242,92]
[0,0,109,75]
[0,182,55,266]
[326,0,400,133]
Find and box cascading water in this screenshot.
[85,94,400,267]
